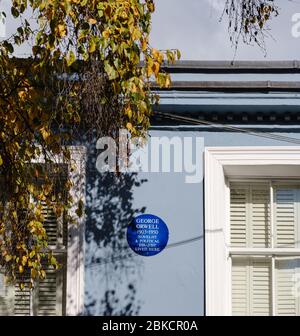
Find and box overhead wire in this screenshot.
[89,111,300,269]
[153,111,300,145]
[88,235,203,269]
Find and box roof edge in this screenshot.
[161,60,300,73]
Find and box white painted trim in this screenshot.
[66,146,86,316]
[204,146,300,316]
[17,146,86,315]
[229,248,300,256]
[205,148,231,316]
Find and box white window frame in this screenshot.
[34,146,86,316]
[204,146,300,316]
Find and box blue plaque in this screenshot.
[127,214,169,256]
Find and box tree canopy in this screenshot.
[0,0,179,288]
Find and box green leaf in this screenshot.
[75,199,84,218]
[66,50,76,67]
[3,41,14,54]
[89,37,97,53]
[11,7,19,18]
[104,61,118,80]
[14,36,22,46]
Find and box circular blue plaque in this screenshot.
[127,214,169,256]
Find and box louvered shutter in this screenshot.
[14,273,31,316]
[251,188,270,247]
[34,201,67,316]
[0,272,31,316]
[232,258,271,316]
[230,186,247,247]
[275,187,297,248]
[230,183,270,248]
[251,259,272,315]
[0,272,14,315]
[34,255,66,316]
[273,187,300,315]
[0,201,67,316]
[275,259,300,316]
[232,259,248,315]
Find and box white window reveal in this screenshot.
[205,147,300,316]
[230,182,300,316]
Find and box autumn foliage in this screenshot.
[0,0,179,288]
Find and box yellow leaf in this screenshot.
[89,39,96,53]
[57,24,66,37]
[141,38,147,52]
[19,265,24,274]
[165,74,171,88]
[102,29,110,39]
[40,269,46,279]
[40,127,50,141]
[22,255,28,266]
[152,62,160,76]
[0,155,2,166]
[125,106,132,119]
[146,58,154,77]
[88,18,97,25]
[66,50,76,67]
[31,268,37,279]
[5,255,12,262]
[12,210,17,220]
[126,122,133,130]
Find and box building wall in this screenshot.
[83,127,300,316]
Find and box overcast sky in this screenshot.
[150,0,300,60]
[1,0,300,60]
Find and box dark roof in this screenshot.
[152,60,300,92]
[162,81,300,91]
[161,60,300,73]
[151,61,300,125]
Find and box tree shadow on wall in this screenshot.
[84,144,147,316]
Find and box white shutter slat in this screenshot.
[35,198,67,316]
[232,259,248,315]
[230,183,270,248]
[275,188,296,248]
[251,188,270,248]
[41,201,66,249]
[14,273,31,316]
[35,255,66,316]
[251,259,272,316]
[0,172,68,316]
[230,186,248,247]
[0,205,67,316]
[232,258,271,316]
[231,183,300,316]
[275,259,300,316]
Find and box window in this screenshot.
[230,182,300,316]
[204,147,300,316]
[0,146,86,316]
[0,200,67,316]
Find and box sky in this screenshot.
[0,0,299,60]
[150,0,300,60]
